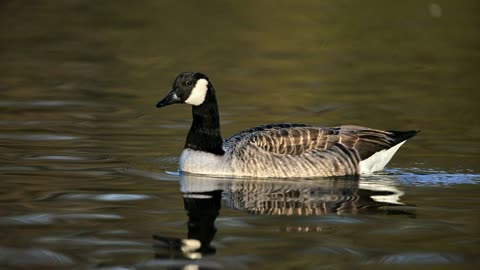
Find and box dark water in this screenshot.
[1,1,479,269]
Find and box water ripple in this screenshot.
[94,248,152,256]
[136,255,259,269]
[399,173,480,185]
[379,252,463,264]
[0,100,95,107]
[95,267,135,270]
[36,236,146,247]
[54,193,152,201]
[0,213,53,225]
[95,194,151,201]
[0,247,73,267]
[0,213,122,225]
[123,168,180,181]
[24,155,86,161]
[0,166,38,171]
[136,259,224,269]
[0,134,79,141]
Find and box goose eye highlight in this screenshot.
[186,80,193,86]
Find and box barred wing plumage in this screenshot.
[223,124,416,177]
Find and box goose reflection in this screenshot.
[153,174,414,260]
[180,174,413,216]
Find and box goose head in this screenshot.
[156,72,211,108]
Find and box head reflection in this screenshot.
[153,189,221,260]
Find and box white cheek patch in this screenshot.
[185,79,209,106]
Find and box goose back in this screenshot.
[222,124,417,177]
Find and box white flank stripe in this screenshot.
[185,79,209,106]
[359,141,406,175]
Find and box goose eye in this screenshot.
[186,80,193,86]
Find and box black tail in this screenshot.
[388,130,419,145]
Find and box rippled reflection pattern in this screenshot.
[181,175,414,217]
[152,175,416,260]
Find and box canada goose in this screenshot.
[155,72,418,178]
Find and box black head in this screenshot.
[156,72,211,108]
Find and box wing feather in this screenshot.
[224,124,416,161]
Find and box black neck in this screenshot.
[185,87,224,155]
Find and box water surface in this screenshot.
[0,1,479,269]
